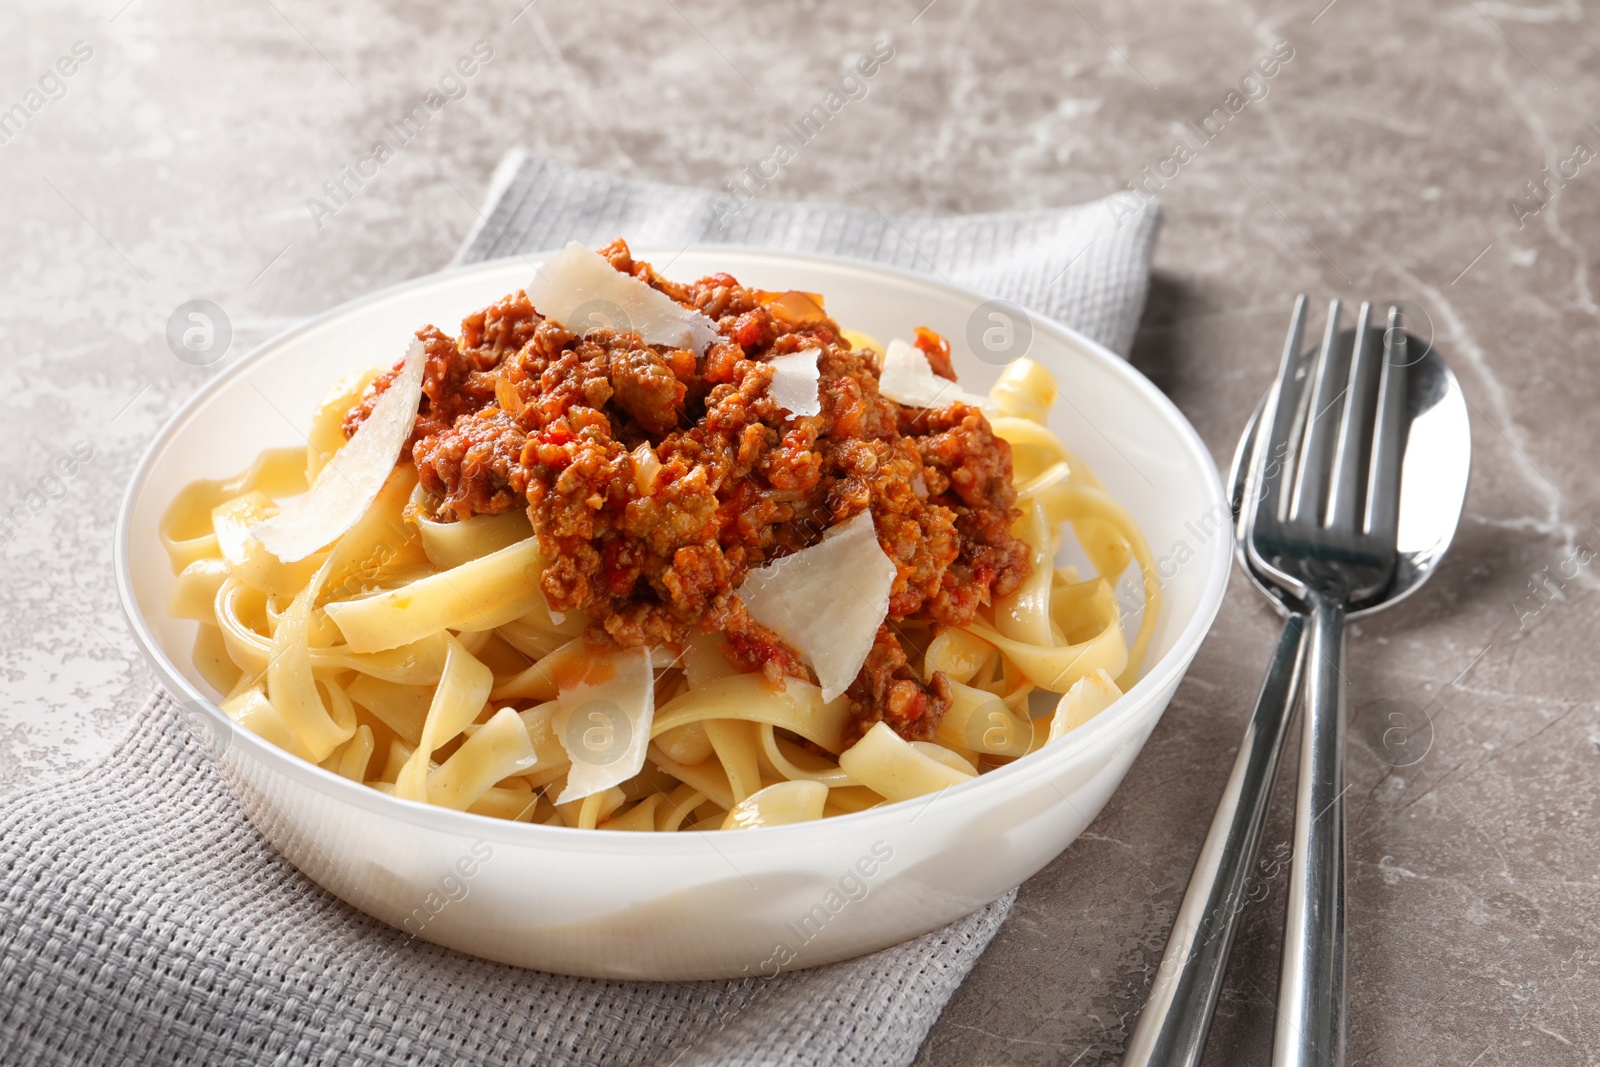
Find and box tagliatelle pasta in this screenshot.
[160,241,1160,831]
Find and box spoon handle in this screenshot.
[1274,594,1347,1067]
[1123,615,1306,1067]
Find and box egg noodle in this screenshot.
[161,326,1159,833]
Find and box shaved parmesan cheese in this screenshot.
[735,510,896,701]
[528,242,720,354]
[766,348,821,416]
[252,339,426,562]
[879,337,994,412]
[553,644,655,804]
[1049,668,1123,743]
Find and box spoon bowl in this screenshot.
[1228,327,1471,618]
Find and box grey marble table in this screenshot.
[3,1,1597,1064]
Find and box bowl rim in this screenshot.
[114,245,1232,853]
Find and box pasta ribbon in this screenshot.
[160,447,307,572]
[756,724,857,787]
[212,493,325,597]
[410,494,533,570]
[963,577,1128,693]
[266,559,355,762]
[221,686,314,762]
[994,501,1056,647]
[990,358,1057,425]
[325,538,547,653]
[651,674,853,756]
[838,722,976,803]
[394,633,494,802]
[428,706,540,810]
[722,780,829,829]
[703,719,764,806]
[936,680,1034,757]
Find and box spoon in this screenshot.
[1230,329,1471,620]
[1122,324,1469,1067]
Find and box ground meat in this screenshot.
[346,238,1030,740]
[411,406,526,521]
[846,626,955,743]
[724,624,812,688]
[460,290,543,362]
[901,403,1032,622]
[607,340,689,436]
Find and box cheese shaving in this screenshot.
[1049,668,1123,742]
[251,339,426,562]
[878,337,994,411]
[735,510,896,701]
[766,348,821,416]
[528,242,720,354]
[553,644,655,804]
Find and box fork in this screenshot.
[1122,297,1405,1067]
[1246,296,1405,1067]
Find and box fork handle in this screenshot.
[1274,594,1347,1067]
[1122,615,1305,1067]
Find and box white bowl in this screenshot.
[115,249,1231,980]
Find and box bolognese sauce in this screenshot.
[346,239,1030,741]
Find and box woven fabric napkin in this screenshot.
[0,154,1159,1067]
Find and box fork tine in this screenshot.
[1326,302,1376,528]
[1274,326,1319,527]
[1246,294,1310,533]
[1288,300,1344,526]
[1365,306,1408,540]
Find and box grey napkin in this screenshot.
[0,154,1159,1067]
[456,152,1159,358]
